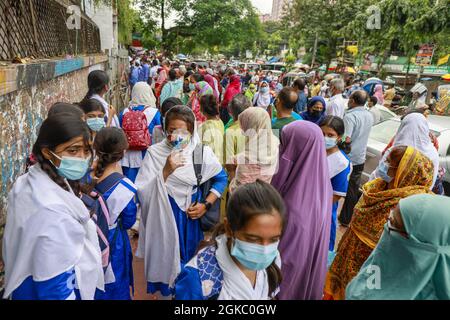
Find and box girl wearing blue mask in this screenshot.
[253,81,272,110]
[135,105,228,299]
[81,70,120,128]
[3,114,104,300]
[91,128,138,300]
[319,116,352,259]
[79,98,107,140]
[151,97,183,146]
[174,180,285,300]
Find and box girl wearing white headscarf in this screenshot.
[229,107,279,193]
[253,81,272,109]
[371,113,440,188]
[119,82,161,183]
[135,105,228,299]
[3,114,104,300]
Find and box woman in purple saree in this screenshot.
[271,121,333,300]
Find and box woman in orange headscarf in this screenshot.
[324,146,434,300]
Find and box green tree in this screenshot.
[282,0,376,68]
[138,0,188,51]
[343,0,450,73]
[176,0,262,57]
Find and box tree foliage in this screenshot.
[136,0,263,56]
[280,0,449,68]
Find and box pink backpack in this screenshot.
[122,107,151,150]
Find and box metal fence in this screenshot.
[0,0,101,61]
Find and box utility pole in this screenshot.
[311,32,318,69]
[416,65,424,84]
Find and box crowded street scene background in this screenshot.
[0,0,450,301]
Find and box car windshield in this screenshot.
[371,119,442,144]
[379,109,395,122]
[370,120,400,144]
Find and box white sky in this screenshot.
[251,0,273,15]
[141,0,274,28]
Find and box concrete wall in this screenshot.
[83,1,118,54]
[0,54,108,288]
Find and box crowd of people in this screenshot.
[2,54,450,301]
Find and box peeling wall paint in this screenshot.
[0,61,107,287]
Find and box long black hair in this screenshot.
[199,94,219,117]
[32,113,91,195]
[198,180,286,297]
[93,127,128,180]
[81,70,109,104]
[190,73,204,83]
[319,115,351,154]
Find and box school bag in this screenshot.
[81,191,111,272]
[122,106,151,150]
[192,144,222,231]
[94,172,128,263]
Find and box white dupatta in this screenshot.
[3,165,104,300]
[135,110,223,290]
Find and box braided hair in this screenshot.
[93,127,128,180]
[32,113,91,195]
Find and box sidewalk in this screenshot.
[130,235,157,300]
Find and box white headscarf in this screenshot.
[121,82,159,169]
[130,82,157,108]
[254,81,271,108]
[135,106,223,290]
[238,107,279,166]
[392,113,439,186]
[3,165,104,300]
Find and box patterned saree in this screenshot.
[323,146,434,300]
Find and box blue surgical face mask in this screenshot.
[324,136,337,150]
[86,117,105,132]
[260,87,269,94]
[189,83,195,92]
[231,238,279,271]
[377,161,392,183]
[49,151,91,181]
[169,132,191,150]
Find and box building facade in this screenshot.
[271,0,292,21]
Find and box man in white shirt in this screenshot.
[367,96,382,125]
[149,59,159,87]
[326,79,347,118]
